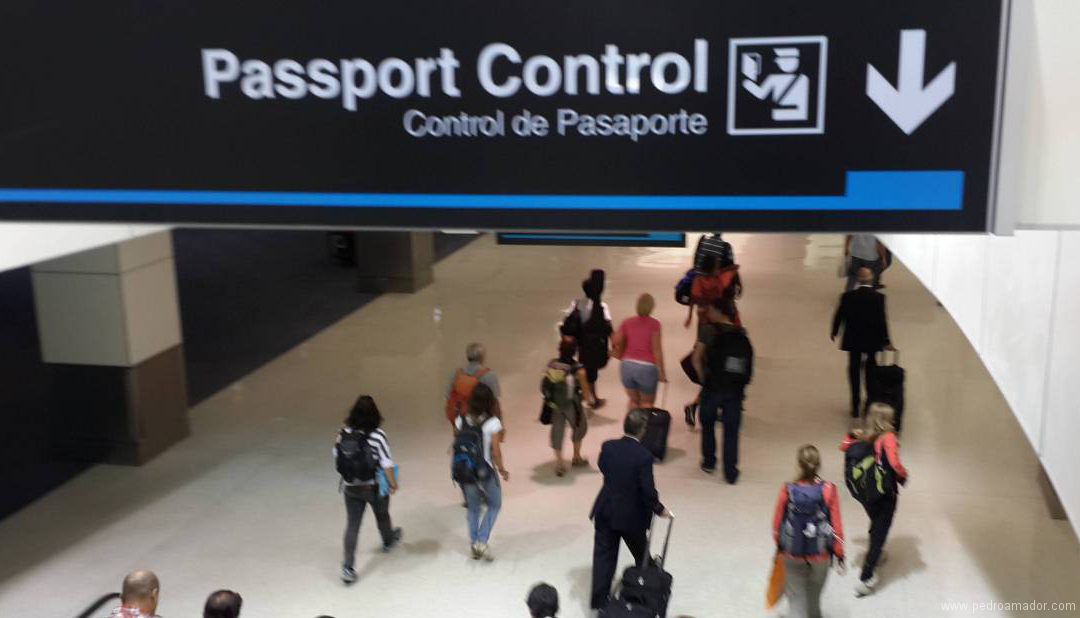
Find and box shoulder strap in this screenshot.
[475,367,490,379]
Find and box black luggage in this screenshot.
[868,350,905,432]
[598,601,655,617]
[615,514,675,618]
[639,385,672,461]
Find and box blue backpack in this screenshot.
[674,268,698,306]
[779,483,835,558]
[451,421,491,484]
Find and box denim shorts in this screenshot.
[620,361,659,395]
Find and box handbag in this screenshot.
[539,401,554,425]
[766,552,786,609]
[680,353,700,385]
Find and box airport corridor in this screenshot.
[0,234,1076,617]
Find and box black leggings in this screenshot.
[861,493,897,581]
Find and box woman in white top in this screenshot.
[454,383,508,561]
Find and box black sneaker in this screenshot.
[684,403,697,427]
[700,465,715,475]
[383,528,403,553]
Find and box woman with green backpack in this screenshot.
[841,403,908,598]
[542,340,594,477]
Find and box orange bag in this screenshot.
[446,368,489,423]
[766,553,786,609]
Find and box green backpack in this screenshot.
[844,439,893,505]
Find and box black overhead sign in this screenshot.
[0,0,1006,232]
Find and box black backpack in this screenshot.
[451,420,491,484]
[335,430,379,483]
[705,327,753,389]
[844,439,894,505]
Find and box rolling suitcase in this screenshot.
[616,514,675,618]
[640,385,671,461]
[868,350,905,432]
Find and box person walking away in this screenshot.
[526,583,559,618]
[110,571,161,618]
[692,298,753,484]
[453,383,509,561]
[772,445,846,618]
[335,395,402,584]
[684,255,742,330]
[589,408,672,610]
[694,233,735,271]
[844,234,888,291]
[560,269,611,408]
[612,293,667,410]
[841,403,908,597]
[446,342,502,428]
[831,267,895,417]
[542,340,593,476]
[203,590,243,618]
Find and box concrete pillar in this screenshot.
[354,231,435,293]
[30,231,189,465]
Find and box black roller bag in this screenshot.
[639,385,672,461]
[867,350,905,432]
[606,515,675,618]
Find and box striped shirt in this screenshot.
[334,427,394,486]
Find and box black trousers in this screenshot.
[847,351,878,415]
[860,493,898,581]
[590,519,647,609]
[343,484,394,569]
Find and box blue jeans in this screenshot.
[463,475,502,544]
[699,389,744,481]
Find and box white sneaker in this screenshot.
[340,566,358,584]
[470,543,482,560]
[478,543,494,562]
[854,574,879,597]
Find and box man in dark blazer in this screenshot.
[832,266,895,417]
[589,408,672,610]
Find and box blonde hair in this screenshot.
[636,293,655,317]
[795,444,821,483]
[866,403,896,440]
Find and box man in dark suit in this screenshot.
[589,409,672,610]
[832,267,895,417]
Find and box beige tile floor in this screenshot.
[0,234,1076,617]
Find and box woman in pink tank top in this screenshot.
[612,293,667,409]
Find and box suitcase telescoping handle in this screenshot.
[876,348,900,366]
[643,511,674,569]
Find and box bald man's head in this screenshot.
[856,267,874,285]
[121,570,160,612]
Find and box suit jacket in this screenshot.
[590,436,665,533]
[831,286,890,352]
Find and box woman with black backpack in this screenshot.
[771,445,845,618]
[841,403,908,598]
[334,395,402,585]
[453,383,508,562]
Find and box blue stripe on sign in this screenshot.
[0,171,963,211]
[500,233,685,242]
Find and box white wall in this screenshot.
[0,223,165,274]
[999,0,1080,229]
[882,230,1079,540]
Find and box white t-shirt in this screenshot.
[454,415,504,467]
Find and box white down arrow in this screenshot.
[867,29,956,135]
